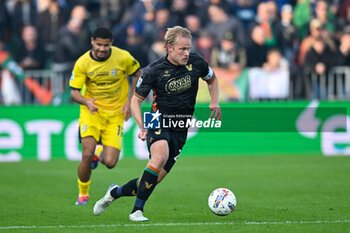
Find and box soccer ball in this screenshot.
[208,188,236,216]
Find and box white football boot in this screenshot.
[129,210,149,222]
[93,184,118,216]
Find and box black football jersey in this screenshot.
[134,53,212,116]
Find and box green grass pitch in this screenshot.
[1,155,350,233]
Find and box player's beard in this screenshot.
[175,55,188,66]
[179,57,189,66]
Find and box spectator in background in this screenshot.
[266,0,279,22]
[147,39,166,64]
[205,4,245,46]
[304,37,334,75]
[0,0,9,43]
[280,4,298,64]
[332,31,350,97]
[246,25,268,67]
[123,23,149,68]
[14,25,46,70]
[192,30,215,65]
[279,3,302,99]
[53,17,88,71]
[232,0,258,29]
[248,1,284,51]
[211,31,246,72]
[338,0,350,30]
[198,0,232,27]
[336,32,350,66]
[304,37,335,99]
[99,0,130,28]
[144,7,173,47]
[298,19,335,65]
[293,0,313,40]
[249,48,290,99]
[184,14,202,42]
[127,0,157,27]
[53,4,90,67]
[168,0,195,26]
[314,0,336,36]
[52,5,91,102]
[7,0,37,49]
[36,0,68,59]
[263,48,288,71]
[70,4,89,30]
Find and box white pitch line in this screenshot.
[1,220,350,230]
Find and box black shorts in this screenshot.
[146,128,188,173]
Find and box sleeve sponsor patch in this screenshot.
[202,67,214,81]
[70,72,74,81]
[136,77,143,88]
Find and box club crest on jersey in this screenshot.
[111,69,117,76]
[185,64,192,71]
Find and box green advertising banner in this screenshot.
[0,101,349,162]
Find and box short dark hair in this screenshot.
[92,28,113,40]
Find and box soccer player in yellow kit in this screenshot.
[69,27,141,205]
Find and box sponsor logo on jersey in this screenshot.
[163,70,170,77]
[96,71,109,76]
[165,75,191,93]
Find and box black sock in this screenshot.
[131,165,159,213]
[110,178,138,199]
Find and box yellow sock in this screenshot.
[78,178,91,196]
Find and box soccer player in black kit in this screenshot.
[93,26,221,221]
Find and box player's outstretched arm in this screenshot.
[71,89,98,114]
[131,94,147,140]
[206,76,221,120]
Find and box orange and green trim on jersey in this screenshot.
[134,92,145,100]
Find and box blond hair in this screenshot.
[164,26,192,48]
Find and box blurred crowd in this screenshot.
[0,0,350,103]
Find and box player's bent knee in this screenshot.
[104,159,118,169]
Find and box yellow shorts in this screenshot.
[79,106,124,150]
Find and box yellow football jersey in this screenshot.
[70,46,140,114]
